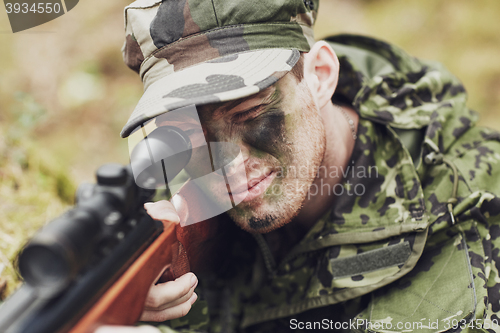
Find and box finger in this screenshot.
[140,293,197,322]
[144,278,197,311]
[144,272,197,309]
[149,263,172,286]
[94,325,161,333]
[144,200,180,223]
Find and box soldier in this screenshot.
[98,0,500,332]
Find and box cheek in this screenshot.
[243,111,290,157]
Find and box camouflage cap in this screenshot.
[120,0,318,138]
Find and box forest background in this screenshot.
[1,0,500,298]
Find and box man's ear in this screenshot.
[303,41,340,110]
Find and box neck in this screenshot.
[292,102,359,230]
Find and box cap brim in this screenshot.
[121,48,300,138]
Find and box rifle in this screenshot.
[0,126,202,333]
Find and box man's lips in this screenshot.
[229,171,272,194]
[230,171,276,203]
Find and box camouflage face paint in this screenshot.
[187,73,323,233]
[219,75,325,233]
[242,87,290,161]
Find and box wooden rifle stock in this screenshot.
[69,222,178,333]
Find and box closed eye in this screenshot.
[231,105,268,122]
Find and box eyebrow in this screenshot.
[211,86,278,119]
[214,99,246,117]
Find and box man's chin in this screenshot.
[227,205,298,234]
[227,177,312,233]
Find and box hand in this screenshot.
[143,200,198,322]
[93,200,198,333]
[140,271,198,321]
[144,200,181,224]
[93,274,198,331]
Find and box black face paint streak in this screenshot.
[242,85,291,160]
[248,215,274,230]
[243,110,287,157]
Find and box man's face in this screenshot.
[191,72,326,233]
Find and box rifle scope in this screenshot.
[17,126,192,295]
[130,126,192,189]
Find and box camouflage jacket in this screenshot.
[151,35,500,333]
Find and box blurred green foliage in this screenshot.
[0,90,77,295]
[0,0,499,297]
[315,0,500,129]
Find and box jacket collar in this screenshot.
[329,34,477,154]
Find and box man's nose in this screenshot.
[239,143,250,164]
[224,142,250,177]
[211,141,249,177]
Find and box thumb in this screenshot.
[170,193,189,223]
